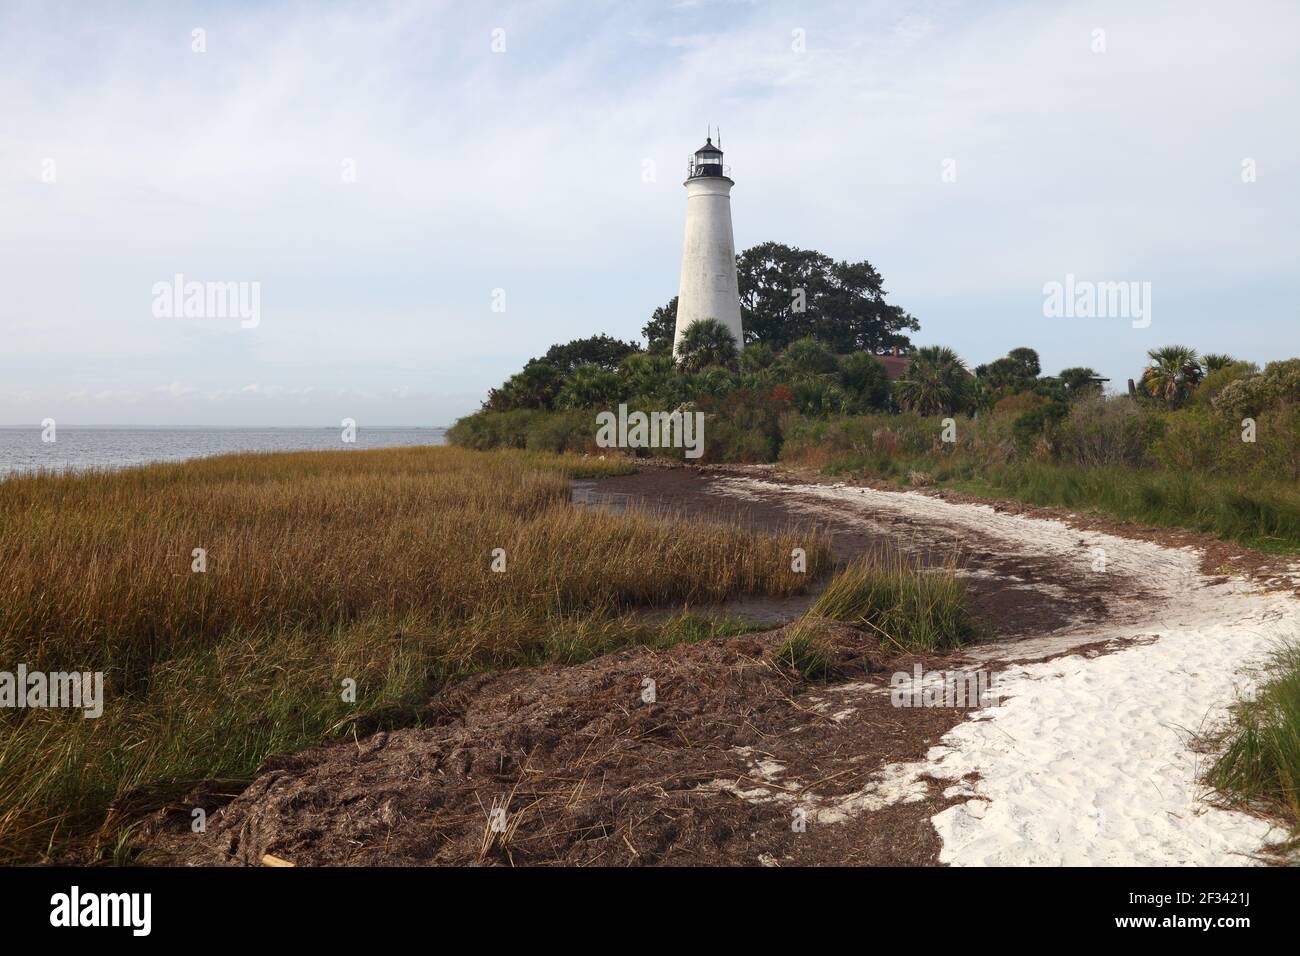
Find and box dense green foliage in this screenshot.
[455,344,1300,553]
[894,345,975,415]
[735,241,919,351]
[675,318,739,373]
[455,234,1297,553]
[489,240,919,410]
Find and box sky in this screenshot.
[1,0,1297,426]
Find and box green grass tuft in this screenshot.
[811,550,981,653]
[1208,642,1300,836]
[775,620,834,681]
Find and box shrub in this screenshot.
[448,408,597,453]
[782,336,840,376]
[1255,403,1300,482]
[686,366,739,400]
[1149,408,1237,474]
[838,352,891,411]
[1056,395,1161,467]
[618,353,677,403]
[524,409,604,454]
[693,388,790,463]
[790,373,840,416]
[1214,359,1300,419]
[1194,361,1258,408]
[554,363,625,410]
[739,342,777,372]
[992,391,1047,419]
[1011,401,1068,456]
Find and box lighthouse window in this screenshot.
[700,154,720,165]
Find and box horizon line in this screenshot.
[0,423,450,430]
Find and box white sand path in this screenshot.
[714,477,1299,866]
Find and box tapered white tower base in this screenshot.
[674,138,743,354]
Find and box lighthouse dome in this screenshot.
[687,137,729,179]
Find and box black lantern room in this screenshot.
[687,137,730,180]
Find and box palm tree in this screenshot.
[675,318,739,373]
[1058,366,1102,398]
[554,363,624,410]
[892,345,973,415]
[1201,353,1238,373]
[1139,345,1202,406]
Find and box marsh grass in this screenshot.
[972,464,1300,554]
[1208,642,1300,837]
[810,549,980,653]
[774,549,979,683]
[781,412,1300,553]
[774,619,835,680]
[806,455,1300,555]
[0,446,826,862]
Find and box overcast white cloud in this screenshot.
[1,0,1297,425]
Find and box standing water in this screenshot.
[0,427,446,476]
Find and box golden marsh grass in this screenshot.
[0,446,828,861]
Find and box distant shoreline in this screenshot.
[0,425,449,430]
[0,425,447,476]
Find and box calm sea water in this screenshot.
[0,427,447,476]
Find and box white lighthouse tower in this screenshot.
[673,134,743,355]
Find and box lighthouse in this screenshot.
[673,134,743,355]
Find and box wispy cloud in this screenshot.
[1,0,1297,424]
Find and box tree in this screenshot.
[1201,353,1238,373]
[975,347,1041,395]
[1139,345,1202,407]
[892,345,974,415]
[542,334,640,374]
[736,241,918,352]
[490,359,561,410]
[675,318,739,373]
[1058,366,1102,399]
[641,297,677,355]
[1007,347,1042,378]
